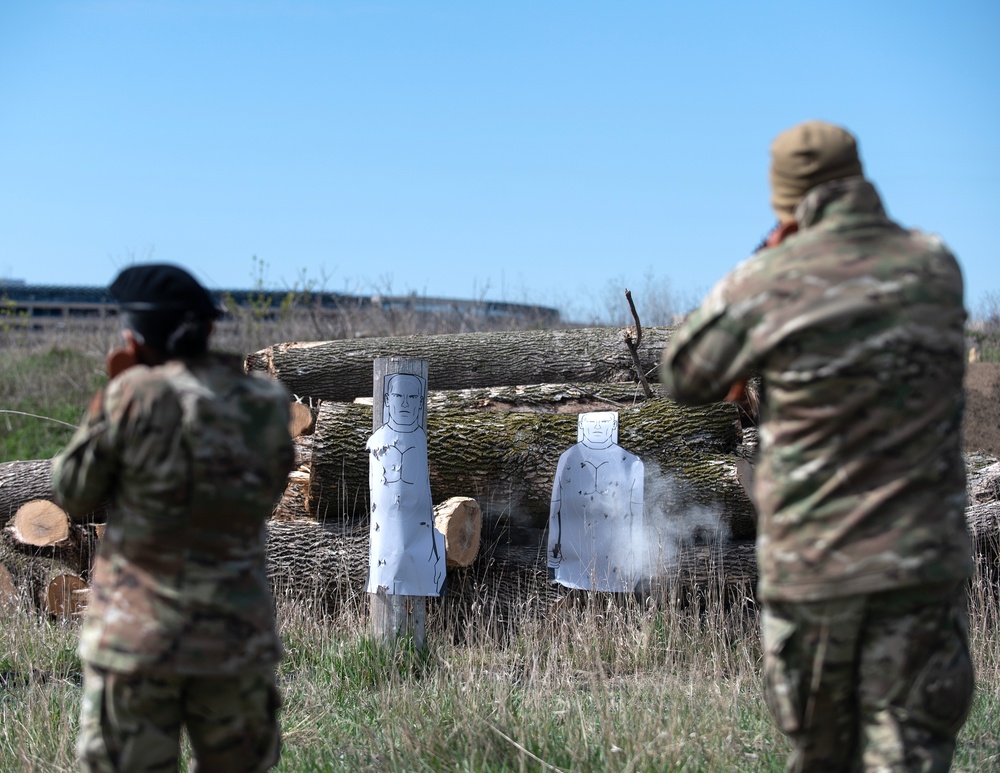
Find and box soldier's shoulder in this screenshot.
[109,364,174,402]
[906,228,955,257]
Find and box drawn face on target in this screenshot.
[383,373,425,431]
[577,411,618,448]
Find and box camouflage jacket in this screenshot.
[52,353,295,674]
[661,177,974,602]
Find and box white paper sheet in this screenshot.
[547,411,645,592]
[366,372,446,596]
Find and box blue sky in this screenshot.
[1,1,997,321]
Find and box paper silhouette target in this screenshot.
[547,411,645,592]
[366,372,446,596]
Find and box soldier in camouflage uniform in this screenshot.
[52,264,295,773]
[661,121,975,772]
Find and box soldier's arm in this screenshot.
[51,386,120,518]
[660,296,753,406]
[664,224,795,406]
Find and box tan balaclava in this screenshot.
[769,120,864,222]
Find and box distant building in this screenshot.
[0,282,560,330]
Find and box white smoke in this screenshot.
[634,460,729,583]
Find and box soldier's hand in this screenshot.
[725,380,747,404]
[765,220,799,248]
[106,347,138,378]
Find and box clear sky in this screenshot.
[1,1,997,322]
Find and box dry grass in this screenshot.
[0,573,997,772]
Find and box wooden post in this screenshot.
[368,357,430,650]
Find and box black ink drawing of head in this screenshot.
[383,373,425,430]
[578,411,618,449]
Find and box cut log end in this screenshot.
[434,496,483,568]
[10,500,70,547]
[288,402,316,438]
[44,574,89,619]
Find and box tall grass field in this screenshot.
[1,319,998,772]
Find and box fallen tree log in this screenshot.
[0,459,109,527]
[266,518,368,617]
[0,460,56,525]
[0,563,17,613]
[307,393,756,539]
[273,456,1000,632]
[272,471,310,522]
[967,501,1000,546]
[245,326,676,403]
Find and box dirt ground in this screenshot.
[964,362,1000,456]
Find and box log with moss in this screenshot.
[245,326,675,402]
[307,386,756,540]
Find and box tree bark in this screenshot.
[245,326,676,403]
[0,563,17,613]
[307,393,755,539]
[967,500,1000,558]
[265,518,369,616]
[420,382,664,413]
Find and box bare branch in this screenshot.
[622,289,653,398]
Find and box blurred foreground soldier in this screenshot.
[52,264,295,772]
[661,121,975,771]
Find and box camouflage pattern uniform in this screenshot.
[53,353,294,772]
[662,176,975,771]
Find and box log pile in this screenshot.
[0,499,98,619]
[254,327,1000,633]
[249,326,764,627]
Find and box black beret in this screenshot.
[109,264,220,318]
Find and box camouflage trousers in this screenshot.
[762,581,974,773]
[77,664,282,773]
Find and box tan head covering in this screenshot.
[769,120,864,222]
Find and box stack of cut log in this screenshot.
[0,497,100,619]
[0,459,107,618]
